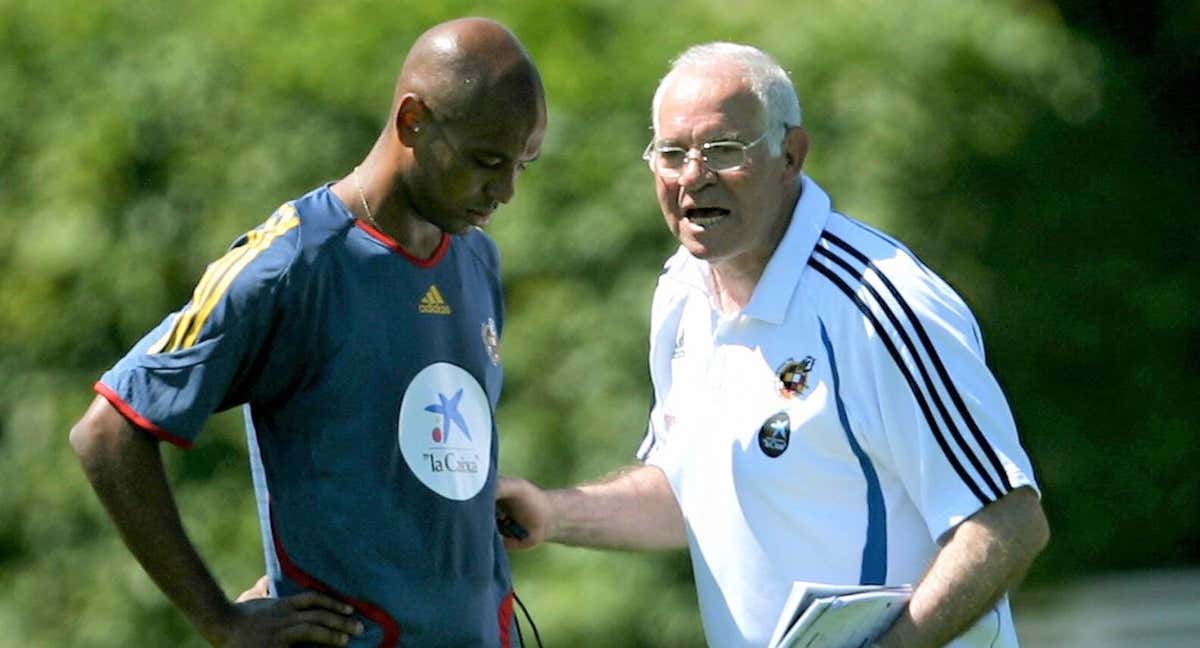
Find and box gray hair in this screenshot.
[651,42,801,155]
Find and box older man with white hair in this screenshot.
[499,42,1048,648]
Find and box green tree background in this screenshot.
[1,0,1195,645]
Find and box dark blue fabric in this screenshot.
[102,185,515,646]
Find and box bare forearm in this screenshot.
[877,487,1049,648]
[548,464,686,551]
[71,399,233,642]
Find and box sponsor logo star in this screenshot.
[425,389,471,443]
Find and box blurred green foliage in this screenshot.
[1,1,1196,646]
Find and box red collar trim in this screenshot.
[355,220,450,268]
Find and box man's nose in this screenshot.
[677,155,714,189]
[487,170,517,205]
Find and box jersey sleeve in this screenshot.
[636,270,690,487]
[636,286,673,466]
[838,260,1038,543]
[96,205,302,448]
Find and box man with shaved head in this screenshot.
[70,17,544,647]
[500,43,1048,647]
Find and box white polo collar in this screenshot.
[740,174,830,324]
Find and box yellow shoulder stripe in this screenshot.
[148,209,299,354]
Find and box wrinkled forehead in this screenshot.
[655,66,764,141]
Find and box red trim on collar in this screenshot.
[355,220,450,268]
[93,382,194,450]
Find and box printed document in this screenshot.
[767,582,913,648]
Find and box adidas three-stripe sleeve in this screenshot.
[808,220,1037,544]
[96,205,301,447]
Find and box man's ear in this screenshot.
[783,126,810,177]
[395,94,430,146]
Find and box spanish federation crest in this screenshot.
[776,356,816,398]
[481,317,501,365]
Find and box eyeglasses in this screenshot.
[642,131,769,178]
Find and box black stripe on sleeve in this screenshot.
[807,255,993,506]
[814,245,1004,501]
[821,231,1013,493]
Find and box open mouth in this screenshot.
[684,207,730,228]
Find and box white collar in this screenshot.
[660,175,832,323]
[739,174,831,324]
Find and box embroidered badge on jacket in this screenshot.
[776,356,816,398]
[481,317,501,365]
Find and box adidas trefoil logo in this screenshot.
[419,285,452,315]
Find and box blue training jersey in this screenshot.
[97,185,519,647]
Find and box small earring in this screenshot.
[412,126,421,133]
